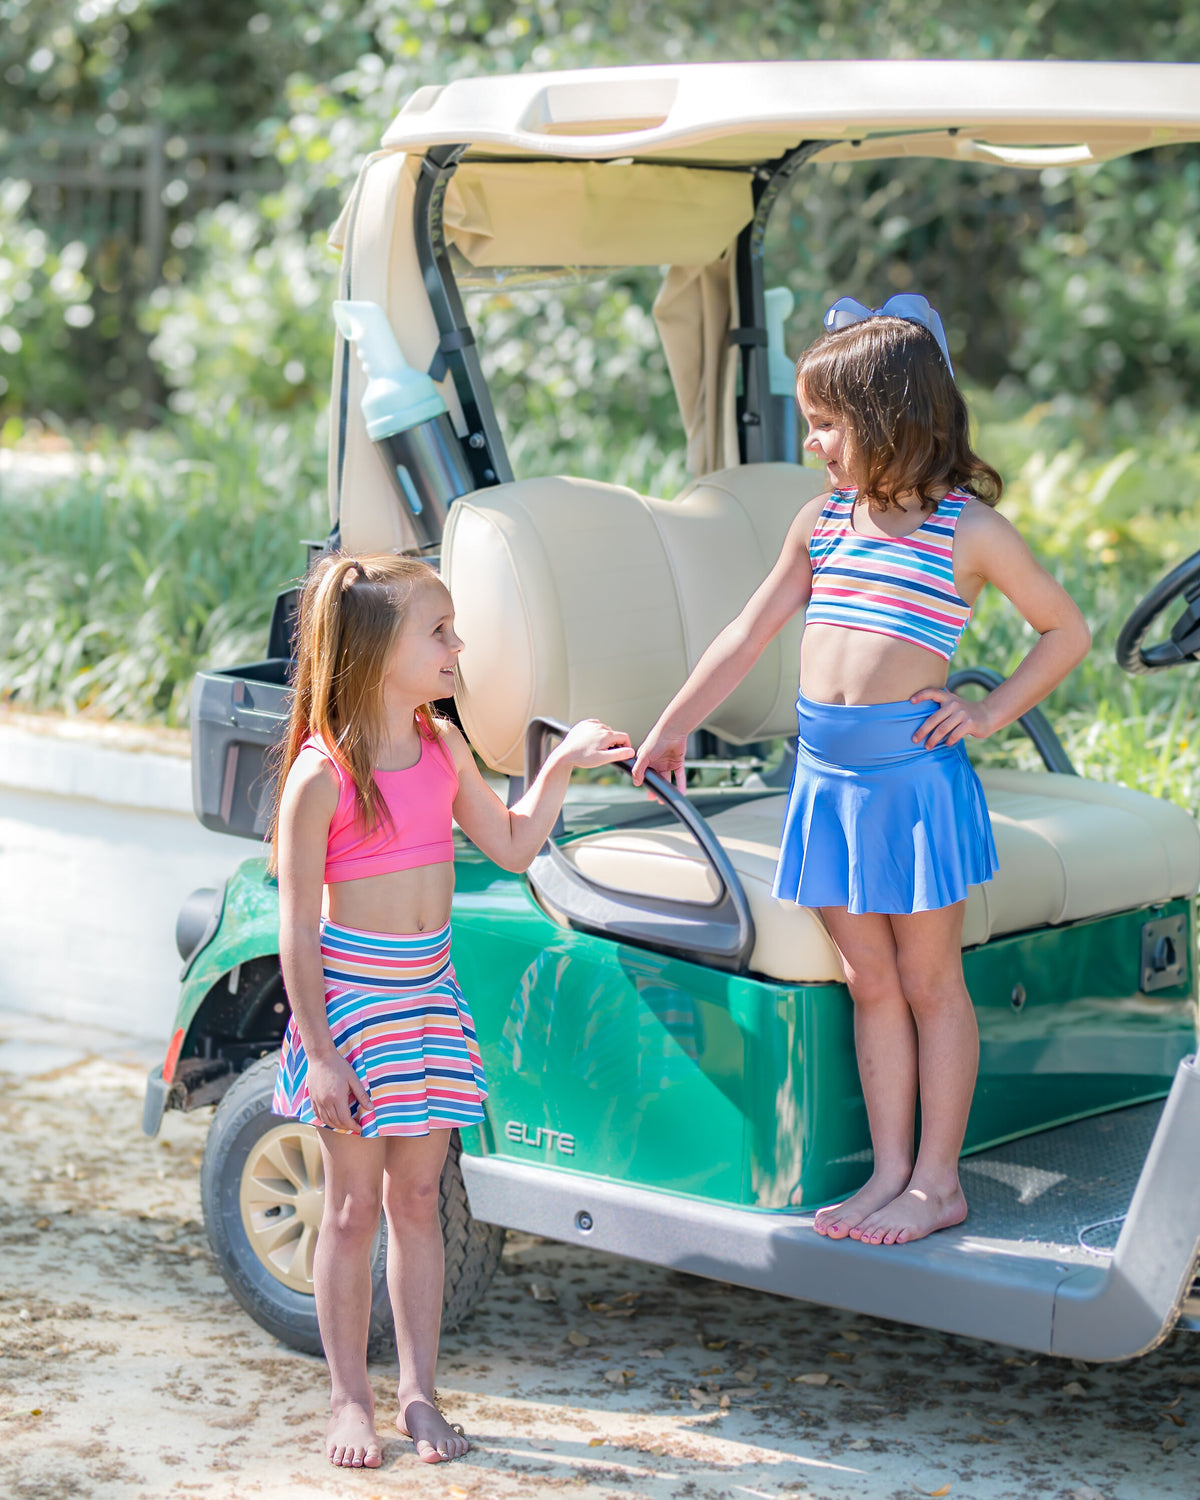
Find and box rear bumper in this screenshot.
[461,1054,1200,1361]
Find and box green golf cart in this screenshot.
[143,58,1200,1362]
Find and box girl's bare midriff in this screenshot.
[800,622,952,706]
[325,861,455,935]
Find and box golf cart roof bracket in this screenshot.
[734,142,824,464]
[523,716,756,973]
[947,666,1077,775]
[413,144,513,489]
[425,326,477,383]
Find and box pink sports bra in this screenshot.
[301,726,459,884]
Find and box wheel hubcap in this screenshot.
[239,1123,325,1294]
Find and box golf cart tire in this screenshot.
[440,1133,506,1331]
[200,1054,392,1357]
[200,1055,504,1354]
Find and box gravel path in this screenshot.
[1,1018,1195,1500]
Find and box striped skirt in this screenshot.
[272,919,488,1138]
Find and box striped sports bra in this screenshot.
[806,488,973,662]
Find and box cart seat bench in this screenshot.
[560,771,1200,982]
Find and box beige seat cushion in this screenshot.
[561,771,1200,983]
[442,465,825,775]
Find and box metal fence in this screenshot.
[1,123,285,289]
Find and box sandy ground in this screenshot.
[1,1015,1197,1500]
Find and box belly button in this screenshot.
[417,919,425,931]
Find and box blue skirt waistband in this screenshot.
[795,690,956,773]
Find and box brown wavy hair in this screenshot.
[796,316,1002,512]
[267,552,442,871]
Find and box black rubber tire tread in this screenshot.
[200,1053,392,1357]
[440,1134,506,1330]
[200,1057,503,1350]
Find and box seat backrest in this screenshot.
[442,463,825,775]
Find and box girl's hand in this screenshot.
[555,719,635,771]
[631,728,688,791]
[306,1051,372,1133]
[911,688,995,749]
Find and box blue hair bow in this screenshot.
[824,294,954,377]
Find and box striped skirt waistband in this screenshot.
[320,918,453,989]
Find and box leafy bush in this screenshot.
[963,392,1200,809]
[468,273,688,495]
[1012,154,1200,407]
[0,180,97,414]
[141,202,338,417]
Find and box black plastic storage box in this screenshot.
[191,660,292,839]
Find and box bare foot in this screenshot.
[853,1179,968,1245]
[327,1398,382,1468]
[813,1169,911,1240]
[397,1392,470,1464]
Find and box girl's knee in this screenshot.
[323,1186,384,1241]
[384,1173,442,1227]
[843,954,903,1006]
[897,962,968,1014]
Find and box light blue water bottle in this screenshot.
[333,300,475,550]
[765,286,798,463]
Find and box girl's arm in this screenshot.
[275,755,372,1131]
[447,719,634,873]
[631,496,822,787]
[913,505,1092,748]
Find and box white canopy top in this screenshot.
[383,59,1200,168]
[330,60,1200,549]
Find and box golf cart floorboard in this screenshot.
[462,1056,1200,1362]
[957,1099,1161,1257]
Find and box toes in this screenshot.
[365,1446,382,1469]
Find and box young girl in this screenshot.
[632,295,1090,1248]
[270,553,632,1468]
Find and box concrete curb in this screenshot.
[0,717,193,815]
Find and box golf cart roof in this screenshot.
[384,59,1200,168]
[329,59,1200,550]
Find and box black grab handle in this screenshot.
[523,716,757,973]
[946,667,1076,776]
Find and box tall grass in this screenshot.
[0,415,324,724]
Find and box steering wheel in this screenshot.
[1115,548,1200,675]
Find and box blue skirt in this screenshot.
[772,693,999,915]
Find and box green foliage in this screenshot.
[0,180,97,413]
[141,202,338,416]
[6,0,1200,419]
[0,415,324,723]
[0,0,370,135]
[467,274,687,493]
[1012,155,1200,406]
[962,392,1200,809]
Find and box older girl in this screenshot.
[271,553,631,1467]
[634,296,1090,1247]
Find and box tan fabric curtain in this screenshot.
[653,244,740,477]
[443,162,752,268]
